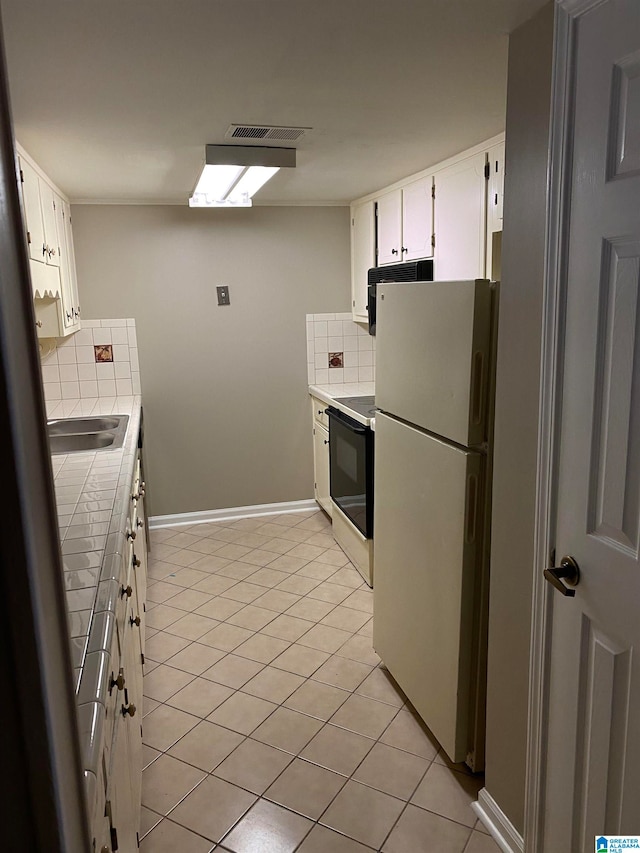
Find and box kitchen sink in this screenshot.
[47,414,129,455]
[47,416,123,436]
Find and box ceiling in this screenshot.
[0,0,549,205]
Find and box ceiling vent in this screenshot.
[225,124,310,143]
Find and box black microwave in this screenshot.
[366,260,434,334]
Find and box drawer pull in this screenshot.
[127,529,136,541]
[120,584,133,599]
[130,615,141,627]
[121,703,136,718]
[133,556,141,568]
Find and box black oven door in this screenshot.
[327,407,374,538]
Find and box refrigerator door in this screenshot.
[376,279,492,447]
[373,412,483,764]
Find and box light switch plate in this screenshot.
[216,286,230,306]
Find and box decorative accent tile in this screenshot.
[328,352,343,369]
[94,344,113,363]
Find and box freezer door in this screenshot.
[373,412,483,764]
[376,279,492,447]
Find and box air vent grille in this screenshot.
[226,124,310,143]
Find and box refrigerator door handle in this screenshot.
[471,350,485,427]
[465,473,478,544]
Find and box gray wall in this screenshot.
[72,205,350,517]
[484,1,554,834]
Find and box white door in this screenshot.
[373,412,483,764]
[313,422,331,515]
[18,158,46,265]
[350,200,376,321]
[402,176,433,261]
[543,2,640,848]
[375,279,492,446]
[377,190,402,265]
[434,152,487,280]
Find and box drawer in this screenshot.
[311,396,329,429]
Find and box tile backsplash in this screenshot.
[306,312,375,386]
[41,319,141,417]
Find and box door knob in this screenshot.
[544,555,580,597]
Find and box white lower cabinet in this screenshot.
[99,452,146,852]
[311,397,332,517]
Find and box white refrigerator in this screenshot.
[372,279,496,771]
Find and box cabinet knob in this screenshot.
[35,320,43,328]
[120,584,133,599]
[324,439,329,445]
[100,846,111,853]
[136,518,144,529]
[42,243,47,257]
[391,248,398,255]
[109,669,125,692]
[133,556,141,568]
[130,615,141,627]
[401,246,407,253]
[127,529,137,541]
[121,703,136,718]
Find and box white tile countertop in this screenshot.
[49,395,142,811]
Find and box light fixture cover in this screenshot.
[189,145,295,208]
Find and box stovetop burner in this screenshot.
[333,396,378,418]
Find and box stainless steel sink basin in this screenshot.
[47,414,129,455]
[47,416,122,436]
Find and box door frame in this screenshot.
[524,0,613,849]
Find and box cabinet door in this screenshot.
[38,179,61,268]
[485,142,505,280]
[123,596,142,840]
[350,201,375,322]
[18,158,47,265]
[57,198,80,331]
[377,190,402,265]
[313,423,331,516]
[434,152,487,280]
[108,713,137,853]
[402,176,433,261]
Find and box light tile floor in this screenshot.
[140,510,500,853]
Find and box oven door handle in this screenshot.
[326,407,367,434]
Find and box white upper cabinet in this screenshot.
[433,152,487,281]
[350,200,376,324]
[401,176,434,261]
[349,133,503,322]
[377,190,403,265]
[485,141,505,280]
[17,145,81,337]
[57,198,81,331]
[377,177,433,266]
[19,158,48,268]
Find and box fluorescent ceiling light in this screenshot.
[193,164,244,199]
[189,144,295,208]
[226,166,280,203]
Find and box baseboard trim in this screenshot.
[472,788,524,853]
[149,499,318,529]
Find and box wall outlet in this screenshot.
[216,286,230,306]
